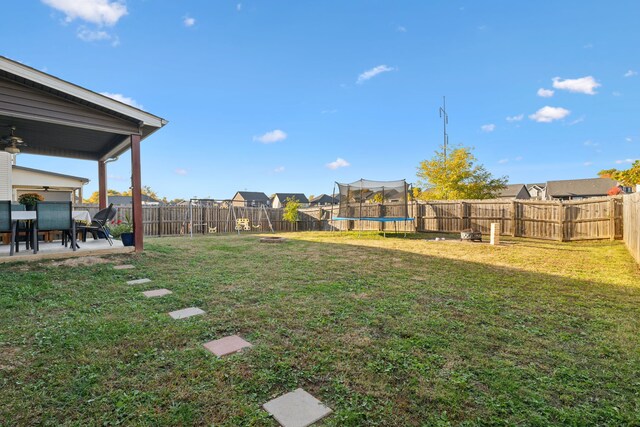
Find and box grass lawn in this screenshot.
[1,232,640,426]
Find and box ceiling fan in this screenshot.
[1,126,27,154]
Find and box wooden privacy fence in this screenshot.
[415,197,623,241]
[76,196,624,242]
[623,193,640,264]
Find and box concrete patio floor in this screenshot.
[0,238,132,263]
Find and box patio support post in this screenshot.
[98,160,107,210]
[130,134,144,252]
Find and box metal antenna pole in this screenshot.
[439,96,449,161]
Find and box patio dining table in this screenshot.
[12,210,92,224]
[8,210,93,251]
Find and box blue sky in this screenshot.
[2,1,638,200]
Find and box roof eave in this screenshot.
[0,56,168,129]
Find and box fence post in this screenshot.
[511,200,517,237]
[557,201,565,241]
[609,198,616,241]
[158,206,163,237]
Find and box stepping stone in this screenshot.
[113,264,135,270]
[203,335,252,357]
[142,289,172,298]
[168,307,205,319]
[263,388,332,427]
[127,278,152,285]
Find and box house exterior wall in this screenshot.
[0,152,11,200]
[15,189,72,202]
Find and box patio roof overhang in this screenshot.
[0,55,168,253]
[0,56,167,161]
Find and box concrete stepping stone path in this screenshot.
[263,388,332,427]
[168,307,205,319]
[142,289,172,298]
[203,335,252,357]
[113,264,135,270]
[127,278,152,285]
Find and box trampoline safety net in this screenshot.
[334,179,412,220]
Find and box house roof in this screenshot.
[499,184,529,198]
[526,183,546,190]
[233,191,270,202]
[12,165,89,183]
[0,56,167,161]
[310,194,337,203]
[546,178,617,197]
[274,193,309,203]
[108,194,161,205]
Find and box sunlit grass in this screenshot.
[1,232,639,425]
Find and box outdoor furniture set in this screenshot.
[0,202,117,256]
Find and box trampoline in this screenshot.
[332,178,414,237]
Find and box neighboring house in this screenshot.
[0,152,88,203]
[527,183,546,200]
[497,184,531,200]
[545,177,619,200]
[231,191,271,207]
[309,194,338,206]
[272,193,309,209]
[108,194,162,206]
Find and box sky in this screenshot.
[1,1,639,200]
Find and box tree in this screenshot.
[599,160,640,187]
[283,196,300,223]
[84,189,123,204]
[417,145,507,200]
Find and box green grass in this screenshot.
[1,232,640,426]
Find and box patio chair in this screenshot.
[33,202,76,253]
[78,203,116,246]
[0,201,19,256]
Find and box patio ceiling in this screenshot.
[0,56,167,161]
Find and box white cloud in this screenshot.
[356,65,396,84]
[583,161,593,166]
[583,43,593,49]
[625,137,632,143]
[612,91,622,97]
[552,76,601,95]
[274,166,285,173]
[537,88,554,98]
[236,3,242,11]
[175,168,188,176]
[529,106,570,123]
[615,159,636,164]
[107,173,126,181]
[624,70,637,77]
[569,116,585,126]
[77,27,111,41]
[42,0,127,26]
[498,158,509,164]
[326,157,350,169]
[506,114,524,122]
[481,124,496,132]
[583,140,599,147]
[397,26,407,32]
[183,16,195,27]
[253,129,287,144]
[515,156,523,161]
[99,92,143,109]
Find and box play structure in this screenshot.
[332,178,414,237]
[225,205,274,234]
[183,199,274,237]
